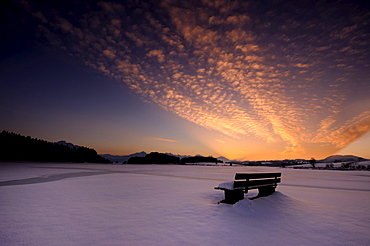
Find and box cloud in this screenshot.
[216,139,226,144]
[149,138,177,143]
[146,49,165,63]
[26,0,370,156]
[56,17,73,33]
[315,111,370,148]
[32,11,48,23]
[103,49,116,59]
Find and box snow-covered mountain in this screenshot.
[321,155,367,163]
[55,140,82,149]
[166,153,198,159]
[100,151,147,163]
[168,153,233,163]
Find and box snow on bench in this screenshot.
[215,173,281,204]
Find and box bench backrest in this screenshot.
[233,172,281,189]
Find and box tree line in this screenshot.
[0,131,110,163]
[127,152,219,164]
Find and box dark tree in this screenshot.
[309,157,316,168]
[181,156,218,164]
[127,152,180,164]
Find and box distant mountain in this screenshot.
[55,140,82,149]
[217,156,235,163]
[101,152,236,164]
[165,153,192,159]
[167,153,230,163]
[128,152,180,164]
[216,156,228,162]
[100,151,147,163]
[321,155,367,163]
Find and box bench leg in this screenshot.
[257,186,275,197]
[221,189,244,204]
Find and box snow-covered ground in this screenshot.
[0,162,369,245]
[288,160,370,169]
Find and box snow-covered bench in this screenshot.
[215,173,281,204]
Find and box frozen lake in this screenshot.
[1,162,369,245]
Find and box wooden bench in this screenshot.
[215,173,281,204]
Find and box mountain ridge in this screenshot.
[101,152,368,164]
[100,152,147,163]
[320,155,368,163]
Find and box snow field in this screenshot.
[0,162,369,245]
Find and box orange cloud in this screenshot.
[149,138,178,143]
[27,0,370,157]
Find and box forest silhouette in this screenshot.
[0,131,110,163]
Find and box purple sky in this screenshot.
[1,0,369,160]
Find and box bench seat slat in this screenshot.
[234,178,281,189]
[235,172,281,180]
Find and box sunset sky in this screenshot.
[1,0,369,161]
